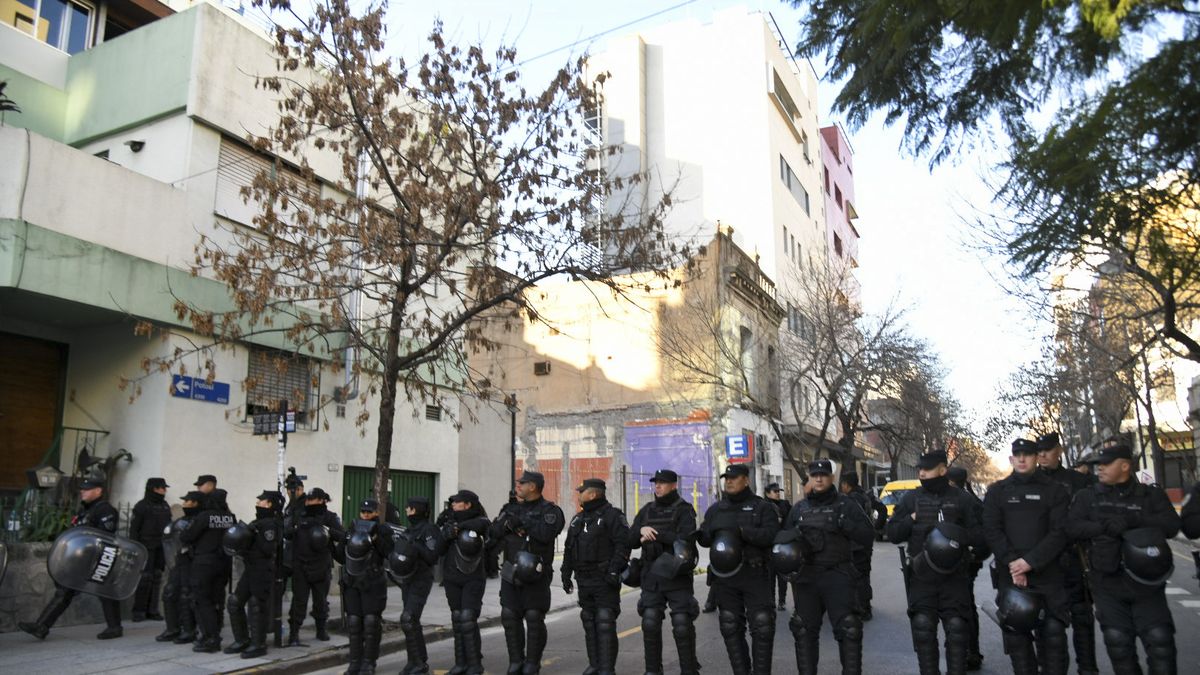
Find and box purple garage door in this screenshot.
[625,417,715,516]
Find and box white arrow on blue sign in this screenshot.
[171,374,231,405]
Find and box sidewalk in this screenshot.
[0,575,581,675]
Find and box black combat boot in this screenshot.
[224,595,251,653]
[315,617,331,641]
[641,607,665,675]
[790,615,819,675]
[97,599,123,640]
[718,610,752,674]
[580,608,599,675]
[835,615,864,675]
[911,612,942,675]
[669,610,700,674]
[522,609,547,675]
[460,610,484,675]
[361,614,382,675]
[343,614,363,675]
[748,609,775,675]
[400,612,430,674]
[241,598,270,659]
[20,588,75,640]
[501,608,525,675]
[447,610,468,675]
[286,620,307,647]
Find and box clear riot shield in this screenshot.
[48,527,148,600]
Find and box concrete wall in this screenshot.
[0,543,121,632]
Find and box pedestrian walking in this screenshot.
[130,477,172,622]
[983,439,1071,675]
[181,488,236,653]
[1036,431,1100,675]
[562,478,630,675]
[763,482,791,611]
[785,459,875,675]
[285,487,344,645]
[946,465,989,671]
[697,463,780,675]
[223,490,283,659]
[156,490,203,644]
[394,496,442,674]
[628,469,700,675]
[886,450,983,675]
[340,498,394,675]
[435,490,490,674]
[490,470,566,675]
[1065,443,1181,674]
[18,478,124,640]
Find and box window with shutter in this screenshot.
[245,347,317,428]
[215,136,318,228]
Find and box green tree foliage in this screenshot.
[793,1,1200,361]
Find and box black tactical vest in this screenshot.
[910,490,961,556]
[793,499,852,567]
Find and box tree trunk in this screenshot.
[372,291,408,513]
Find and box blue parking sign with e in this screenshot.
[726,434,749,461]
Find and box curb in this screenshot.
[224,602,578,674]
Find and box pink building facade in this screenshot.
[819,125,860,300]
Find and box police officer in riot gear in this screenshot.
[785,459,875,675]
[983,439,1072,675]
[130,477,172,622]
[838,471,884,621]
[157,490,203,644]
[697,463,780,675]
[562,478,630,675]
[946,465,989,671]
[394,496,442,674]
[1065,444,1182,674]
[181,488,236,652]
[285,487,344,645]
[195,474,218,495]
[19,478,124,640]
[628,469,700,675]
[887,451,983,675]
[1036,431,1100,675]
[340,498,394,675]
[763,482,791,611]
[224,490,283,658]
[436,490,491,674]
[490,470,566,675]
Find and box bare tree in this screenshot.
[128,1,682,509]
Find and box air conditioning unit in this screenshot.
[534,361,552,376]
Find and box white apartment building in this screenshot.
[0,2,507,522]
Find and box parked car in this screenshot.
[878,479,921,520]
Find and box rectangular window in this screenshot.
[245,347,317,428]
[835,185,843,211]
[782,225,789,258]
[790,234,796,261]
[834,234,843,258]
[778,155,810,215]
[215,136,318,229]
[425,404,443,421]
[16,0,94,54]
[802,131,810,162]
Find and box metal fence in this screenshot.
[1,496,133,543]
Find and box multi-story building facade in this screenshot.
[0,2,486,523]
[819,123,860,299]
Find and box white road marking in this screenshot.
[1165,587,1190,595]
[1177,599,1200,608]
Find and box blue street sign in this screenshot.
[171,374,231,405]
[725,434,754,463]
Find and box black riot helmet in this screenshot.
[621,556,642,588]
[996,585,1045,632]
[770,539,807,575]
[513,550,544,584]
[308,523,330,552]
[343,522,375,576]
[455,529,483,557]
[222,522,255,557]
[388,542,416,580]
[648,538,698,580]
[709,530,744,578]
[1121,527,1175,586]
[922,522,966,574]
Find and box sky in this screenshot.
[372,0,1047,433]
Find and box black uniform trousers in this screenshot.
[638,583,699,616]
[500,578,553,613]
[713,562,774,618]
[343,574,388,616]
[233,565,272,608]
[401,574,434,620]
[576,576,621,612]
[792,565,858,631]
[162,556,194,632]
[1091,573,1174,635]
[852,549,873,611]
[191,555,229,639]
[289,565,332,625]
[907,569,974,620]
[1061,554,1099,671]
[444,577,486,613]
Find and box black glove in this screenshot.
[562,576,574,594]
[441,524,457,540]
[1103,518,1127,537]
[604,572,621,589]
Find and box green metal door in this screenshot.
[342,466,437,526]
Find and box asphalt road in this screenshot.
[312,541,1200,674]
